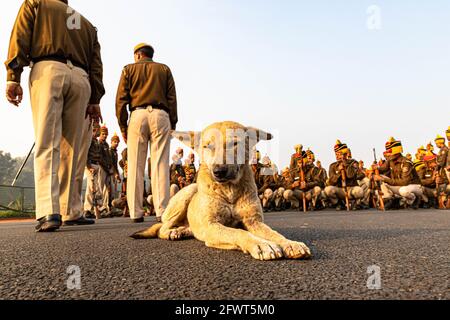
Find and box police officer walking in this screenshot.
[5,0,105,232]
[116,43,177,223]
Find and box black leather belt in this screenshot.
[32,55,89,73]
[131,105,169,114]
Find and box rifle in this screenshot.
[371,148,385,211]
[434,166,446,210]
[298,162,307,213]
[91,168,101,219]
[340,154,351,212]
[295,146,307,213]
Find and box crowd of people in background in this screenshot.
[83,125,450,219]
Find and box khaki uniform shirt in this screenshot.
[116,58,178,132]
[437,145,449,169]
[328,159,364,188]
[317,167,328,186]
[289,153,302,172]
[379,155,421,186]
[5,0,105,104]
[304,164,326,190]
[418,167,449,188]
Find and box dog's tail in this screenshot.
[130,223,163,239]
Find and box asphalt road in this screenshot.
[0,210,449,300]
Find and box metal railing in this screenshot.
[0,184,35,213]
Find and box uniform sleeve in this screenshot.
[5,0,36,83]
[116,67,131,133]
[166,66,178,130]
[88,31,105,104]
[289,155,297,171]
[437,148,448,168]
[378,160,390,174]
[328,164,339,186]
[306,167,319,189]
[345,161,359,180]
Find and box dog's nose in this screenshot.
[213,167,228,179]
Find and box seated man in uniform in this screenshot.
[283,151,307,210]
[184,152,197,185]
[316,160,329,209]
[374,137,423,210]
[305,149,325,210]
[272,168,290,211]
[257,156,279,212]
[419,151,449,209]
[325,141,365,211]
[169,148,186,197]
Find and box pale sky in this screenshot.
[1,0,449,169]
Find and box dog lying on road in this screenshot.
[131,121,312,261]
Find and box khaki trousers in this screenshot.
[259,188,274,209]
[358,177,371,206]
[83,164,103,212]
[127,108,171,219]
[67,117,92,221]
[284,187,322,207]
[273,187,286,208]
[381,183,423,205]
[324,186,364,205]
[98,166,110,211]
[29,61,91,220]
[109,177,119,204]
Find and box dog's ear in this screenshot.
[246,127,274,142]
[172,131,202,151]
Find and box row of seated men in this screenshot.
[90,127,450,217]
[255,134,450,212]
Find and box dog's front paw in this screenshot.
[281,241,312,260]
[248,242,284,261]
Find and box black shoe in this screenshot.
[383,199,395,210]
[63,216,96,226]
[358,204,370,210]
[100,211,114,219]
[334,201,345,211]
[35,215,62,233]
[84,211,95,219]
[132,217,145,223]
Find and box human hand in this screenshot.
[86,104,103,123]
[6,82,23,106]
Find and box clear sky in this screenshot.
[1,0,449,169]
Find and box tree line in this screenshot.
[0,151,34,187]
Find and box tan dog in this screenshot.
[131,121,312,261]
